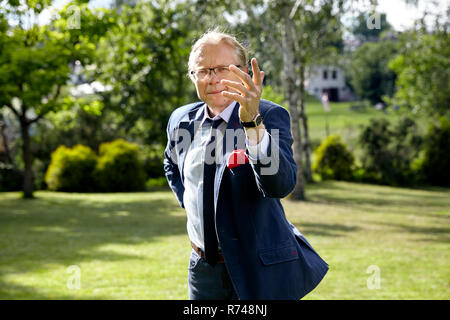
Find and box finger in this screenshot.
[221,90,246,105]
[220,79,250,96]
[251,58,262,86]
[229,64,256,91]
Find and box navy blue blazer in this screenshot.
[164,99,329,299]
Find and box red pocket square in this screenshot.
[227,149,249,169]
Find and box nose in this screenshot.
[208,70,220,83]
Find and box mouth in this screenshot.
[208,90,224,95]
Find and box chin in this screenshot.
[207,97,232,109]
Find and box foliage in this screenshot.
[388,31,450,119]
[312,134,355,181]
[347,40,398,104]
[358,116,423,186]
[44,139,148,192]
[350,12,392,42]
[0,1,115,117]
[232,0,344,89]
[93,0,200,146]
[94,139,146,192]
[414,117,450,187]
[0,0,116,197]
[141,144,165,179]
[45,144,97,192]
[31,158,47,190]
[0,163,23,191]
[261,85,286,108]
[146,177,168,189]
[31,98,126,187]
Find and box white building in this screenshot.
[305,65,354,102]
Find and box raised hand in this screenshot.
[220,58,265,122]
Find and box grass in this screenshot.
[301,96,428,160]
[0,181,449,299]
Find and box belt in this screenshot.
[191,241,225,264]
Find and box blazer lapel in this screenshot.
[176,105,205,184]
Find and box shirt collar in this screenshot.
[199,101,237,126]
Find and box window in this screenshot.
[323,70,328,80]
[332,70,337,79]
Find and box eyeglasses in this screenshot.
[190,65,242,80]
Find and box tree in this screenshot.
[0,0,114,198]
[280,0,305,199]
[348,40,398,104]
[288,0,344,184]
[359,116,423,186]
[350,12,392,42]
[30,96,127,190]
[417,116,450,187]
[198,0,375,200]
[388,30,449,118]
[93,0,221,146]
[226,0,347,198]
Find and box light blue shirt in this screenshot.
[183,101,269,250]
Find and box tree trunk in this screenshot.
[20,119,34,199]
[281,2,305,200]
[298,64,313,182]
[290,18,313,184]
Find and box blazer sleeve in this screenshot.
[163,117,185,208]
[247,106,297,198]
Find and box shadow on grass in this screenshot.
[0,191,185,299]
[303,181,450,219]
[293,222,360,238]
[373,221,450,244]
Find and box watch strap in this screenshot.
[240,114,262,128]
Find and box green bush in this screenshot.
[146,177,168,188]
[94,139,146,192]
[141,144,165,179]
[417,117,450,187]
[309,138,322,154]
[351,166,380,184]
[45,144,97,192]
[358,116,423,186]
[312,134,355,181]
[261,85,286,108]
[32,158,47,190]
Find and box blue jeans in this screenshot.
[188,249,238,300]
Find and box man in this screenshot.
[164,30,328,300]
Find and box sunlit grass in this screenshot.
[283,181,450,299]
[0,182,449,299]
[304,97,427,160]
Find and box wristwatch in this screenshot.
[240,114,262,128]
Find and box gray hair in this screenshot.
[188,28,248,79]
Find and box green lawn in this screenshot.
[303,97,427,160]
[0,181,449,299]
